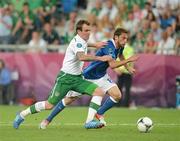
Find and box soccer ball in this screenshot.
[137,117,153,133]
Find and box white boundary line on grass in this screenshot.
[0,122,180,127]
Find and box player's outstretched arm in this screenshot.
[125,66,136,74]
[87,42,107,49]
[108,55,139,69]
[123,55,139,74]
[77,52,112,62]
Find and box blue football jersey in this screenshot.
[83,40,124,79]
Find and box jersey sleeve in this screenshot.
[101,45,110,55]
[74,42,86,54]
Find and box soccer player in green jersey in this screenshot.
[13,20,112,129]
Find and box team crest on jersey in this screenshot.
[55,92,60,97]
[76,43,82,48]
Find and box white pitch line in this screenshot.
[0,122,180,127]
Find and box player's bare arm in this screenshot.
[88,42,107,49]
[108,55,139,69]
[76,52,112,62]
[119,55,137,74]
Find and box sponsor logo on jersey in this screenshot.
[108,48,113,55]
[109,48,116,58]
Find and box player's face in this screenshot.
[79,24,91,41]
[117,33,128,47]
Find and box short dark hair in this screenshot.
[145,2,151,6]
[113,28,128,39]
[23,2,29,6]
[76,20,90,33]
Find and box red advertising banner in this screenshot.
[0,53,180,107]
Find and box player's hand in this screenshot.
[94,42,107,48]
[128,55,139,62]
[126,66,136,74]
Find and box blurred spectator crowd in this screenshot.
[0,0,179,55]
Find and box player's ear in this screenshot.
[114,35,119,41]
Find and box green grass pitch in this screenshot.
[0,106,180,141]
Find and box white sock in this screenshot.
[86,108,96,123]
[20,108,31,118]
[91,96,102,105]
[86,96,102,123]
[34,101,46,112]
[20,101,46,118]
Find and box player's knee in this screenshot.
[116,93,122,101]
[45,101,54,110]
[111,93,122,102]
[64,97,78,105]
[93,87,105,97]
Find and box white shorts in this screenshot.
[66,74,117,97]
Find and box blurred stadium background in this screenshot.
[0,0,180,108]
[0,0,180,141]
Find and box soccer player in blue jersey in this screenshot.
[39,28,139,129]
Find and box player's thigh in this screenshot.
[47,82,70,105]
[73,78,98,96]
[48,73,73,105]
[87,74,117,93]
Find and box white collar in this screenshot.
[110,39,118,49]
[75,34,87,44]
